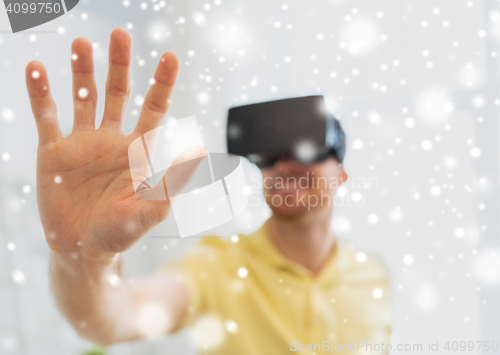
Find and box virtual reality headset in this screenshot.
[226,95,346,168]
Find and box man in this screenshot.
[26,28,391,354]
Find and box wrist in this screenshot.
[51,249,119,276]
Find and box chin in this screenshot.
[266,190,311,218]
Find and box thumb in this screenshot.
[164,144,207,196]
[136,145,206,201]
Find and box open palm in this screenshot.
[26,28,204,258]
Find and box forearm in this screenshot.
[49,250,139,345]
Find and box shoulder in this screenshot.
[196,235,232,251]
[176,235,239,270]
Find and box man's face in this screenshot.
[260,157,348,218]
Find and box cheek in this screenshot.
[309,172,326,190]
[308,172,336,198]
[261,176,272,193]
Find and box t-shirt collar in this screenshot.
[248,219,351,285]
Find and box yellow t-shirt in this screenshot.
[160,220,392,354]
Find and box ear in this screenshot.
[337,162,348,185]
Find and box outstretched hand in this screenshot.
[26,28,205,259]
